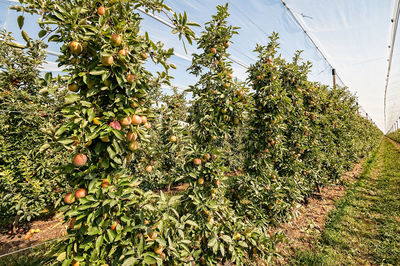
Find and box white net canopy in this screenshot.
[1,0,398,131]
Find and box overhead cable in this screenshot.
[384,0,400,133]
[137,7,249,68]
[279,0,345,86]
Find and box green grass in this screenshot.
[0,242,55,266]
[293,138,400,265]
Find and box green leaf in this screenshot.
[95,235,103,254]
[122,257,138,266]
[142,254,157,264]
[56,252,66,261]
[89,69,108,76]
[21,30,30,44]
[17,15,24,29]
[38,30,47,38]
[220,235,232,244]
[112,130,124,140]
[65,93,80,104]
[58,138,74,145]
[185,220,198,227]
[208,237,217,247]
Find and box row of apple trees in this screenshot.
[0,29,69,228]
[3,0,382,264]
[387,128,400,143]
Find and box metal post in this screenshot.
[332,68,336,88]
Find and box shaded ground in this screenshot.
[292,138,400,265]
[0,213,66,257]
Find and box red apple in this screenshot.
[73,154,87,167]
[75,188,87,199]
[64,193,75,204]
[109,121,122,130]
[131,115,142,125]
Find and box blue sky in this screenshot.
[1,0,398,131]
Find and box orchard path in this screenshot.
[289,137,400,265]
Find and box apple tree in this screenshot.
[13,0,199,264]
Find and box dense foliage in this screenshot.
[230,34,382,225]
[0,29,67,225]
[182,5,275,264]
[2,1,383,265]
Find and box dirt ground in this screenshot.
[0,214,67,257]
[273,160,365,263]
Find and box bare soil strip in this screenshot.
[272,160,365,264]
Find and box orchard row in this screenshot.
[0,1,382,265]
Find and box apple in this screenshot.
[154,245,163,255]
[75,188,87,199]
[87,79,95,89]
[104,79,111,86]
[73,154,87,167]
[141,116,148,123]
[237,90,243,97]
[97,6,105,15]
[129,141,139,151]
[224,42,229,48]
[203,153,211,161]
[120,116,131,127]
[210,48,217,54]
[111,33,122,47]
[118,49,128,57]
[68,83,79,92]
[131,100,139,108]
[198,178,204,185]
[169,135,177,142]
[109,121,122,130]
[111,220,119,230]
[193,158,202,165]
[126,74,135,84]
[64,193,75,204]
[140,52,148,60]
[148,230,157,240]
[144,122,151,129]
[101,178,110,188]
[126,132,137,141]
[131,115,142,125]
[227,73,232,79]
[101,55,114,66]
[145,165,152,173]
[69,41,83,55]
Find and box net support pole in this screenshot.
[332,68,336,88]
